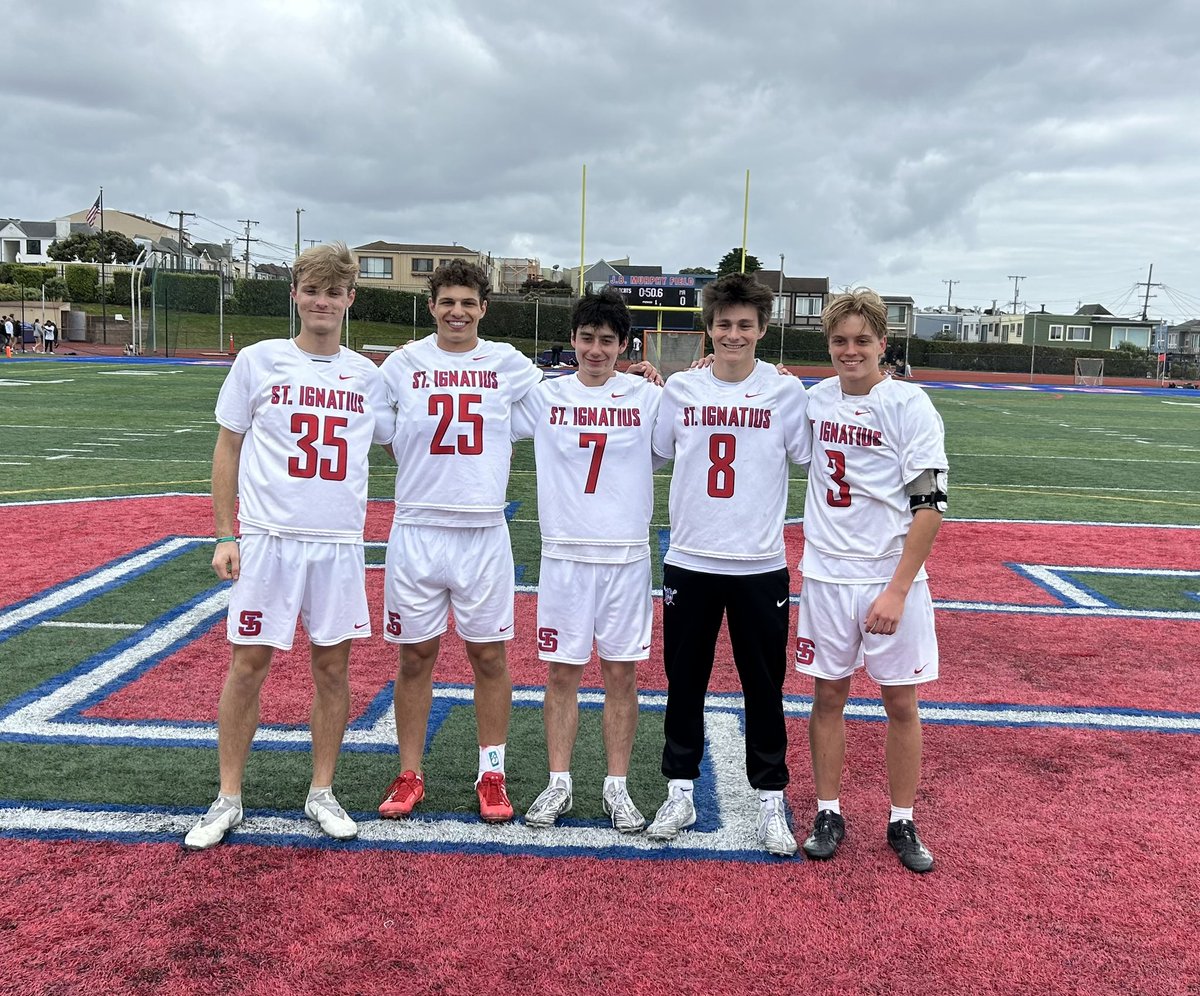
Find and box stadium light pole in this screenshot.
[778,253,785,363]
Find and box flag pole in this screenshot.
[99,187,107,346]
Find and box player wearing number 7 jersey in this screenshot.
[795,288,948,874]
[511,289,664,833]
[646,272,811,857]
[186,243,392,851]
[377,260,542,824]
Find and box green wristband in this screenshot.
[215,535,238,543]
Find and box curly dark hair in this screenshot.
[570,288,631,345]
[429,259,490,302]
[701,272,773,330]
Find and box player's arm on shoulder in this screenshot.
[627,359,664,386]
[864,469,947,636]
[211,427,245,581]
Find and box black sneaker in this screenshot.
[887,819,934,873]
[801,809,845,860]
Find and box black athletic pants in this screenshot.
[660,563,790,790]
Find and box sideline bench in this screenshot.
[361,343,397,354]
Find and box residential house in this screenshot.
[57,208,176,244]
[0,219,62,264]
[495,256,542,292]
[351,241,488,294]
[914,310,964,341]
[1157,319,1200,374]
[754,271,828,329]
[881,295,916,341]
[1022,305,1157,350]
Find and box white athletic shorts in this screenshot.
[535,556,652,665]
[226,534,370,650]
[795,577,939,686]
[383,523,515,644]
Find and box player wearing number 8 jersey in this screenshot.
[646,272,810,857]
[185,243,392,851]
[377,260,541,823]
[511,289,664,833]
[796,287,948,873]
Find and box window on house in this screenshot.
[26,240,41,255]
[1168,333,1179,349]
[1049,324,1064,340]
[886,304,907,324]
[412,258,434,272]
[798,296,822,316]
[1011,324,1022,339]
[942,323,952,332]
[439,259,455,267]
[358,257,393,279]
[1066,325,1091,342]
[1110,327,1149,350]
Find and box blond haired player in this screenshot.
[512,288,663,833]
[795,288,947,873]
[185,242,391,850]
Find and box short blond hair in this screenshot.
[822,288,887,340]
[292,241,357,291]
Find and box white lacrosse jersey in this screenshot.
[381,334,541,527]
[801,375,947,584]
[512,371,662,564]
[214,339,390,542]
[652,361,810,574]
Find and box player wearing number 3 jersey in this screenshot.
[186,243,392,851]
[795,287,948,874]
[377,260,541,824]
[646,272,811,857]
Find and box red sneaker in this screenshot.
[379,770,424,818]
[476,771,514,823]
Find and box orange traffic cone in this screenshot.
[3,343,11,359]
[228,333,235,355]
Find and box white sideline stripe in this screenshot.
[0,536,198,636]
[1020,565,1106,607]
[39,622,143,631]
[935,601,1200,621]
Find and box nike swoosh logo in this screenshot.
[472,355,487,361]
[914,664,928,674]
[854,409,870,415]
[611,393,626,399]
[776,598,788,608]
[354,622,369,629]
[339,375,354,381]
[745,392,763,399]
[499,623,513,632]
[641,643,651,650]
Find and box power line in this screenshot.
[237,219,260,277]
[168,210,196,270]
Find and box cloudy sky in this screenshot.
[6,0,1200,319]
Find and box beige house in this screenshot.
[57,209,176,243]
[352,241,488,294]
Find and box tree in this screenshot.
[679,266,716,275]
[47,230,140,264]
[716,248,763,276]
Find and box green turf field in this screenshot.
[2,359,1198,526]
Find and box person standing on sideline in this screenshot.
[42,320,56,353]
[795,288,947,874]
[512,288,663,833]
[31,320,42,353]
[376,260,542,824]
[645,272,810,857]
[184,243,391,850]
[631,334,642,362]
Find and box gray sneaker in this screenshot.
[524,779,573,828]
[756,797,798,857]
[183,796,243,851]
[645,787,696,841]
[304,789,358,841]
[602,783,646,834]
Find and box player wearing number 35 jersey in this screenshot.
[186,243,392,852]
[645,272,811,857]
[795,287,948,874]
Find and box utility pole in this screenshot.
[238,219,260,279]
[169,210,196,271]
[1137,263,1161,321]
[304,239,320,248]
[295,208,304,259]
[778,253,785,363]
[1007,275,1026,314]
[942,278,959,310]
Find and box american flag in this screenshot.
[85,194,101,228]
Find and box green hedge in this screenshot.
[65,265,99,303]
[350,286,429,326]
[0,263,55,288]
[155,272,219,314]
[0,282,44,301]
[229,278,291,316]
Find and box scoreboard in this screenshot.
[608,274,701,331]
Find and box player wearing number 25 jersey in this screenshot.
[795,288,948,874]
[186,243,390,852]
[377,260,541,825]
[645,272,810,858]
[510,289,663,834]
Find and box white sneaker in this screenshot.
[602,783,646,834]
[304,789,358,841]
[184,796,243,850]
[645,787,696,841]
[524,779,573,828]
[757,797,798,857]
